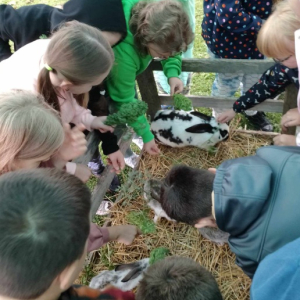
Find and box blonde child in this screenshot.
[255,0,300,146]
[0,90,140,252]
[106,0,194,158]
[0,21,125,176]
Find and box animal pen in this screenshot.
[77,58,298,300]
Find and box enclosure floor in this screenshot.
[89,126,274,300]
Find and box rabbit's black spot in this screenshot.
[185,124,215,134]
[187,137,192,144]
[190,111,212,122]
[158,127,183,144]
[219,129,229,140]
[154,111,192,122]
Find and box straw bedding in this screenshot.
[88,123,274,300]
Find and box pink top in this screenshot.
[0,39,96,130]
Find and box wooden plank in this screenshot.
[150,59,275,74]
[234,129,279,136]
[159,95,283,113]
[90,129,134,217]
[283,84,298,135]
[73,131,101,165]
[137,68,161,120]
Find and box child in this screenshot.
[0,21,125,175]
[250,237,300,300]
[157,146,300,278]
[201,0,273,131]
[0,168,135,300]
[106,0,194,156]
[0,90,140,253]
[0,0,127,61]
[154,0,195,95]
[136,256,223,300]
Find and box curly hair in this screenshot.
[129,0,194,56]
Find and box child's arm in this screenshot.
[217,64,295,123]
[215,0,263,33]
[0,5,14,61]
[161,54,183,95]
[87,223,140,252]
[106,48,154,144]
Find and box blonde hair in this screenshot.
[37,21,114,111]
[0,90,64,174]
[257,1,300,58]
[130,0,194,56]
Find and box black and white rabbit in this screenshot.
[151,110,229,150]
[143,179,176,223]
[89,258,149,291]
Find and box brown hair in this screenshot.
[136,256,223,300]
[129,0,194,56]
[257,1,300,58]
[0,90,64,174]
[37,21,114,111]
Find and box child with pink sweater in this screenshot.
[0,21,125,177]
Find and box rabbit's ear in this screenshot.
[121,268,143,283]
[115,261,139,272]
[185,123,214,134]
[190,111,212,121]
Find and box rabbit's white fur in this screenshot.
[89,258,149,291]
[143,180,176,223]
[151,110,229,150]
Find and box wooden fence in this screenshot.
[82,58,298,216]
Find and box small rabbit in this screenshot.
[89,258,150,291]
[151,110,229,150]
[143,179,176,223]
[198,227,229,246]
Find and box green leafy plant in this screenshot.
[173,94,193,111]
[126,210,156,234]
[149,247,170,265]
[105,101,148,126]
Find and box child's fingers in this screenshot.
[99,125,114,133]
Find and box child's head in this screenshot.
[257,1,299,68]
[136,256,223,300]
[160,165,215,227]
[0,90,64,174]
[130,0,194,58]
[38,21,114,110]
[0,168,91,299]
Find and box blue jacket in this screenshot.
[202,0,272,59]
[214,146,300,278]
[251,237,300,300]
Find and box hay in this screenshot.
[90,123,273,300]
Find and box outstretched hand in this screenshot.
[169,77,184,95]
[91,116,114,133]
[107,150,125,174]
[217,109,236,123]
[144,139,160,155]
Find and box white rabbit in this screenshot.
[143,179,176,223]
[89,258,149,291]
[151,110,229,150]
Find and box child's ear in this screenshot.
[56,261,79,291]
[194,217,217,229]
[208,168,217,174]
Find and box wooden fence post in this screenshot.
[283,84,298,135]
[137,67,161,121]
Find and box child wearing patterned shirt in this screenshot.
[201,0,274,131]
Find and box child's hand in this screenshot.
[273,134,297,146]
[169,77,184,95]
[107,225,141,245]
[281,108,300,132]
[107,150,125,174]
[74,164,92,182]
[144,139,160,155]
[58,123,87,161]
[217,109,236,123]
[91,116,114,133]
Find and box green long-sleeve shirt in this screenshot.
[106,0,182,143]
